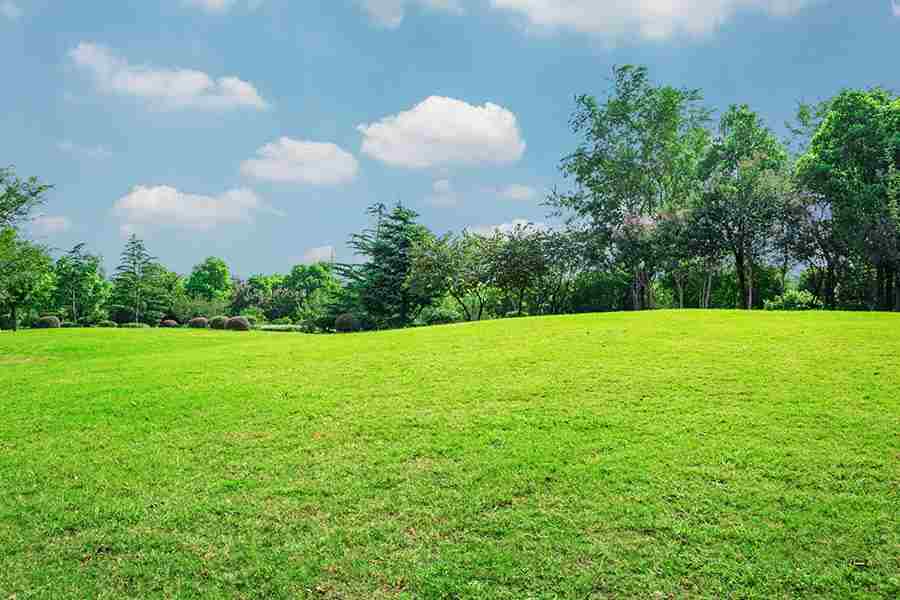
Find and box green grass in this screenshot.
[1,311,898,599]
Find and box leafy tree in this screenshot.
[1,167,52,230]
[109,235,167,324]
[53,244,110,324]
[281,263,341,326]
[0,228,55,330]
[340,203,435,329]
[484,223,548,316]
[185,257,233,301]
[696,105,791,309]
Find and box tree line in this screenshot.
[2,66,898,331]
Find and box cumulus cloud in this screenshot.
[358,96,526,169]
[469,218,548,236]
[69,42,268,111]
[31,216,72,235]
[241,137,359,185]
[490,0,815,40]
[184,0,264,14]
[1,1,21,19]
[113,185,279,231]
[57,140,112,160]
[893,0,900,17]
[498,183,537,201]
[301,245,336,264]
[360,0,463,28]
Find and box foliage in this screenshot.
[33,315,60,329]
[189,317,209,329]
[259,324,304,333]
[97,320,118,328]
[109,235,168,325]
[334,313,358,333]
[160,319,179,328]
[0,228,56,331]
[765,289,823,311]
[209,316,228,330]
[226,316,252,331]
[53,243,110,324]
[0,167,52,230]
[185,257,233,301]
[119,322,150,329]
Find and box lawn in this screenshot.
[1,311,898,599]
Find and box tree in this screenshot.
[549,65,710,309]
[0,228,55,330]
[185,257,233,301]
[696,105,791,309]
[484,223,548,316]
[109,235,167,324]
[340,203,435,329]
[281,263,340,324]
[1,167,52,230]
[53,244,110,324]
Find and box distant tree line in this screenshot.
[2,66,898,331]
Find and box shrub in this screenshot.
[417,306,461,326]
[240,315,259,328]
[334,313,358,333]
[189,317,209,329]
[210,316,228,330]
[61,322,79,329]
[97,320,118,328]
[260,324,304,333]
[226,316,252,332]
[764,289,823,311]
[120,323,151,329]
[34,316,61,329]
[160,319,179,328]
[271,317,293,325]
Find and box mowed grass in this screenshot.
[1,312,898,599]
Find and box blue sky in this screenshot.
[2,0,898,276]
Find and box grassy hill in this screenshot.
[1,311,898,598]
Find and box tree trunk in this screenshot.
[10,304,18,332]
[747,260,754,310]
[735,248,749,310]
[517,288,526,316]
[450,292,472,321]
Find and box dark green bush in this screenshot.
[120,323,150,329]
[160,319,179,328]
[334,313,358,333]
[271,317,293,325]
[210,316,228,330]
[97,320,118,328]
[34,316,61,329]
[189,317,209,329]
[765,290,823,311]
[240,315,259,328]
[226,316,251,332]
[417,306,461,326]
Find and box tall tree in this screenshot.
[110,234,165,324]
[53,243,110,324]
[185,256,233,301]
[0,228,55,330]
[549,65,710,309]
[484,223,548,316]
[1,167,52,230]
[696,105,791,309]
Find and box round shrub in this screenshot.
[226,316,252,332]
[764,289,823,311]
[34,316,61,329]
[97,320,118,328]
[210,316,228,330]
[334,313,358,333]
[189,317,209,329]
[160,319,179,328]
[240,315,259,328]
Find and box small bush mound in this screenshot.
[120,323,150,329]
[210,316,228,330]
[160,319,179,328]
[418,306,461,326]
[34,316,61,329]
[189,317,209,329]
[240,315,259,328]
[226,316,252,332]
[97,320,118,328]
[764,290,823,311]
[334,313,358,333]
[61,322,79,329]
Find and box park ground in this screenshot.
[1,311,898,598]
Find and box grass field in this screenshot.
[1,311,898,599]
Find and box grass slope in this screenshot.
[1,311,898,599]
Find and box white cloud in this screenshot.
[358,96,526,169]
[31,216,71,235]
[69,42,268,111]
[1,1,21,19]
[469,218,548,236]
[426,179,459,207]
[893,0,900,17]
[113,185,279,231]
[360,0,463,28]
[498,183,537,201]
[241,137,359,185]
[184,0,264,14]
[301,245,336,264]
[490,0,814,40]
[57,140,112,160]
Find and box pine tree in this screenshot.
[110,235,165,324]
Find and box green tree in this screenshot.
[1,167,52,230]
[109,235,167,324]
[185,257,233,301]
[484,223,548,316]
[53,244,111,324]
[281,263,340,325]
[0,228,55,330]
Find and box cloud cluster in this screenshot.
[359,96,526,169]
[426,179,459,207]
[360,0,463,28]
[113,185,278,232]
[31,216,72,235]
[1,1,21,19]
[69,42,268,111]
[490,0,815,40]
[241,137,359,185]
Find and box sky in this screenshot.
[2,0,898,276]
